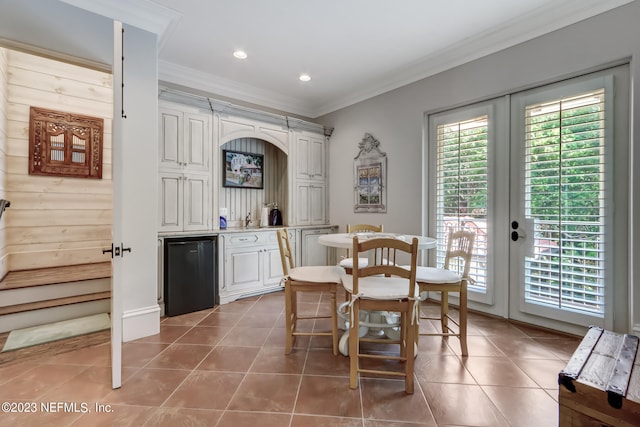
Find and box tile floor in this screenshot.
[0,290,581,426]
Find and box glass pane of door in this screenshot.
[508,69,628,332]
[435,116,489,293]
[428,99,509,311]
[523,89,606,316]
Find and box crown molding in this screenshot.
[159,86,327,135]
[58,0,181,48]
[158,60,315,118]
[312,0,634,117]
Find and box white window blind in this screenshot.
[523,89,606,316]
[435,116,489,291]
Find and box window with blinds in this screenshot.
[435,116,489,292]
[523,89,606,316]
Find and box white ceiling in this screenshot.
[64,0,633,118]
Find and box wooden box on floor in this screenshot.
[558,326,640,427]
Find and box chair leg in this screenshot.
[284,284,294,354]
[459,285,468,357]
[331,290,338,356]
[415,301,420,345]
[349,299,360,389]
[405,302,416,394]
[398,311,406,358]
[441,291,449,334]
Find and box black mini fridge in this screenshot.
[164,236,217,316]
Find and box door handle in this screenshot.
[102,243,114,258]
[102,243,131,258]
[511,220,525,241]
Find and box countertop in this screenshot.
[158,224,338,238]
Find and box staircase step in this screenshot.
[0,291,111,316]
[0,263,111,290]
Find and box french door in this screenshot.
[509,67,628,332]
[428,66,629,333]
[427,99,509,316]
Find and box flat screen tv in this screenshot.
[222,149,264,189]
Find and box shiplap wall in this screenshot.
[4,50,113,271]
[0,49,8,278]
[220,137,287,228]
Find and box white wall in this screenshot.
[319,1,640,334]
[118,24,159,340]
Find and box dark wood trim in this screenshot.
[0,262,111,290]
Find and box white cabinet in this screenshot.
[158,104,212,232]
[219,229,296,303]
[300,226,338,266]
[296,133,325,180]
[296,182,326,225]
[159,172,210,232]
[159,108,210,172]
[294,130,328,225]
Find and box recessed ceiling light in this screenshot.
[233,50,247,59]
[299,74,311,82]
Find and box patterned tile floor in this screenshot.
[0,290,581,426]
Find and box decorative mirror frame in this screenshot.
[29,106,103,179]
[353,133,387,213]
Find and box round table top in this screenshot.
[318,232,437,250]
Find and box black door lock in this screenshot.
[102,243,132,258]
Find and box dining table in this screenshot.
[318,231,437,355]
[318,232,437,250]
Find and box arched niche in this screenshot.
[218,136,289,228]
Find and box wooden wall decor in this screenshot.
[29,106,103,179]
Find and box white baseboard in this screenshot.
[122,304,160,342]
[633,323,640,336]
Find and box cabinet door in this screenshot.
[158,172,183,232]
[183,173,210,231]
[296,182,311,225]
[225,246,262,292]
[309,183,326,225]
[296,134,325,180]
[301,228,333,266]
[309,135,325,179]
[296,182,326,226]
[183,112,210,172]
[296,135,311,179]
[263,246,286,287]
[159,108,183,170]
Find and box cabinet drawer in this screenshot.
[228,234,262,246]
[226,229,296,247]
[266,229,295,245]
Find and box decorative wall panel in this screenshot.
[29,106,103,179]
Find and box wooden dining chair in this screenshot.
[338,224,384,274]
[341,235,419,393]
[416,229,475,356]
[276,228,343,356]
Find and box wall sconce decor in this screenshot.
[354,133,387,213]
